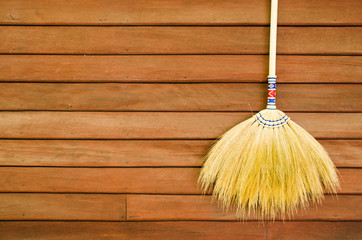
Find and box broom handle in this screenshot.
[267,0,278,110]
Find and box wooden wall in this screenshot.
[0,0,361,239]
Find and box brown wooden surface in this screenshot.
[0,140,360,167]
[127,195,361,221]
[0,112,360,139]
[1,55,360,83]
[0,221,266,240]
[0,168,359,194]
[0,193,125,220]
[1,221,360,240]
[1,221,361,240]
[0,0,361,238]
[1,27,361,54]
[0,83,360,112]
[0,0,361,25]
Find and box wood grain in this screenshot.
[0,140,360,167]
[0,221,266,240]
[127,195,362,221]
[0,0,360,25]
[268,222,362,240]
[0,112,360,139]
[0,27,361,54]
[0,193,125,220]
[0,83,360,112]
[0,168,359,194]
[1,55,360,83]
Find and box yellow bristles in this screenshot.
[198,109,339,220]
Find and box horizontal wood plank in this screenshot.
[0,140,206,167]
[0,140,360,167]
[1,55,360,83]
[268,222,362,240]
[0,221,266,240]
[0,193,125,220]
[1,194,360,221]
[0,0,360,25]
[1,221,360,240]
[0,112,360,139]
[127,195,362,221]
[0,83,360,112]
[0,27,361,54]
[0,168,359,194]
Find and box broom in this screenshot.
[198,0,339,220]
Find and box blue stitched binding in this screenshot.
[255,113,289,127]
[257,113,287,122]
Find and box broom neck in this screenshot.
[267,0,278,110]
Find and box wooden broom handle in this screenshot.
[267,0,278,109]
[269,0,278,79]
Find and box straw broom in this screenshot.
[198,0,339,220]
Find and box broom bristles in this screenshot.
[198,109,339,220]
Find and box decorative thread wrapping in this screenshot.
[267,77,277,110]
